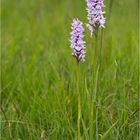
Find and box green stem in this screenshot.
[77,63,81,140]
[95,28,99,67]
[89,98,94,140]
[99,29,103,65]
[78,93,81,140]
[90,28,99,140]
[95,104,99,140]
[95,65,100,140]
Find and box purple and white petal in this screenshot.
[70,18,86,62]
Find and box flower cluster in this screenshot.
[70,18,86,62]
[86,0,105,36]
[69,0,106,62]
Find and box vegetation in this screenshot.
[1,0,139,139]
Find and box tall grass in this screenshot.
[1,0,139,139]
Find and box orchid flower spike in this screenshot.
[70,18,86,63]
[86,0,105,36]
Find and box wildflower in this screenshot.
[86,0,105,36]
[70,18,86,62]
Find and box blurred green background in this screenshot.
[1,0,139,139]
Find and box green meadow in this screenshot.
[1,0,139,139]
